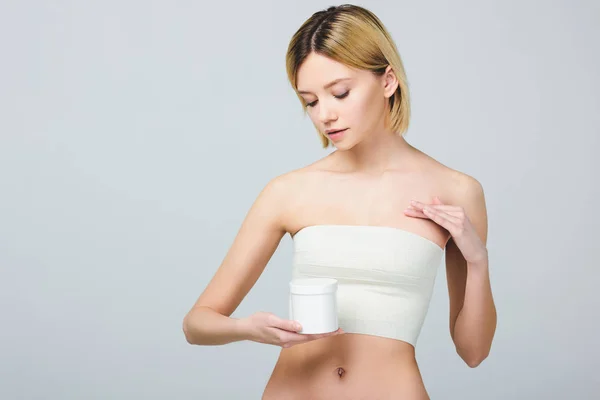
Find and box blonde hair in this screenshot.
[285,4,411,148]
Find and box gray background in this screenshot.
[1,0,598,399]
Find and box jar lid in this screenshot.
[289,278,338,295]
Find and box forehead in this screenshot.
[296,53,358,93]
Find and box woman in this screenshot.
[183,4,497,399]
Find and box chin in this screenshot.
[331,141,355,151]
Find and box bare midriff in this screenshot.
[262,333,430,400]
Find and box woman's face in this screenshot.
[296,52,395,149]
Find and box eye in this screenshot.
[305,91,350,108]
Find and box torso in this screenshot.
[262,146,462,400]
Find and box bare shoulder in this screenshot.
[422,154,488,242]
[231,159,325,237]
[266,159,326,201]
[446,168,484,200]
[272,154,336,228]
[184,156,333,319]
[185,170,303,318]
[417,150,484,200]
[448,167,488,243]
[253,158,327,210]
[445,168,485,206]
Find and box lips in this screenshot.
[326,128,347,135]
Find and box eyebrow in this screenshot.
[297,77,352,95]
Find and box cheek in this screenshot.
[347,91,379,126]
[344,93,368,119]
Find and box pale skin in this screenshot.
[183,52,497,395]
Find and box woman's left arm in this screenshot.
[407,176,497,368]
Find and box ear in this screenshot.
[382,65,399,99]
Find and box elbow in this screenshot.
[182,314,196,345]
[464,355,486,368]
[459,347,490,368]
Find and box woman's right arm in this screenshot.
[181,173,344,347]
[182,305,253,345]
[183,172,343,347]
[182,174,289,345]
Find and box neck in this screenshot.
[333,129,415,175]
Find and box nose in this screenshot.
[318,100,337,125]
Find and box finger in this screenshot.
[287,328,345,347]
[406,205,461,219]
[432,196,444,205]
[410,201,459,212]
[300,327,341,337]
[271,316,302,332]
[403,207,428,218]
[422,206,461,220]
[423,206,461,224]
[308,326,341,334]
[422,206,460,230]
[409,203,465,220]
[314,328,344,338]
[282,333,326,347]
[429,205,460,211]
[294,328,343,342]
[280,331,311,346]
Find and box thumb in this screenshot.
[432,196,444,205]
[275,318,302,332]
[290,320,302,332]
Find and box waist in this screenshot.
[279,332,417,372]
[265,334,428,399]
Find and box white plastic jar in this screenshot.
[289,278,338,334]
